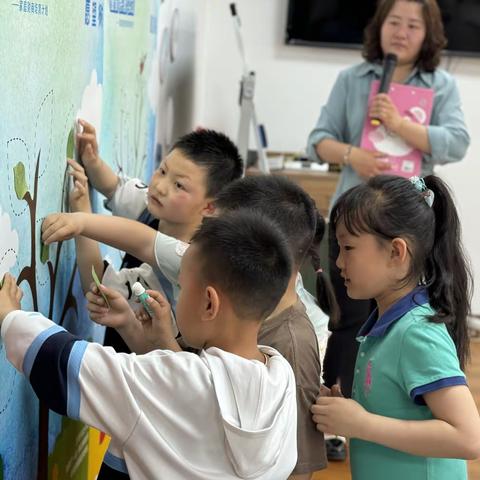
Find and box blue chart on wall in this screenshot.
[0,1,164,478]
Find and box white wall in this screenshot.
[189,0,480,312]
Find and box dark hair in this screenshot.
[191,209,292,321]
[215,175,339,323]
[363,0,447,72]
[170,129,243,197]
[331,175,472,369]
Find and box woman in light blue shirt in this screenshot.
[306,0,470,402]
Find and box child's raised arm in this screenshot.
[67,158,105,294]
[76,119,119,200]
[41,212,157,267]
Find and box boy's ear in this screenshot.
[201,285,220,322]
[201,199,216,217]
[390,237,409,264]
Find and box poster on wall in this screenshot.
[102,0,161,183]
[0,1,160,479]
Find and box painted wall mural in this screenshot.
[0,1,164,478]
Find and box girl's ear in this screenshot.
[202,285,219,322]
[390,237,409,264]
[201,199,216,217]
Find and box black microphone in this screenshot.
[371,53,398,126]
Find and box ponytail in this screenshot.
[308,212,340,326]
[424,175,473,370]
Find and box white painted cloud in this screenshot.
[0,207,19,277]
[77,69,103,140]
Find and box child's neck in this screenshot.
[376,281,419,318]
[266,274,298,320]
[205,324,265,363]
[158,219,199,243]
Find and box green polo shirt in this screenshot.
[350,288,467,480]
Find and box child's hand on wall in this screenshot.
[68,158,92,213]
[42,213,83,244]
[86,282,134,328]
[0,274,23,323]
[76,119,100,170]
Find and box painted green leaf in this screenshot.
[40,240,49,264]
[13,162,29,200]
[66,126,75,159]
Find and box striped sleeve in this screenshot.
[1,310,141,442]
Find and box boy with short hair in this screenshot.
[66,125,243,349]
[0,210,298,480]
[215,175,333,479]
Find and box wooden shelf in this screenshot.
[247,168,339,218]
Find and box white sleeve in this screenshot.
[1,310,56,372]
[105,176,148,220]
[0,309,194,445]
[153,231,189,284]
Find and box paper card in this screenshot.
[91,265,110,309]
[360,80,434,178]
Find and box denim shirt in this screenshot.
[306,62,470,209]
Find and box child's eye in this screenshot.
[175,181,185,190]
[158,167,166,176]
[344,245,354,251]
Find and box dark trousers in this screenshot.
[322,222,376,398]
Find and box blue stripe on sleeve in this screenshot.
[66,340,89,420]
[410,376,467,405]
[22,324,65,378]
[29,331,80,415]
[103,451,129,474]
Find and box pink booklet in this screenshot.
[360,80,434,178]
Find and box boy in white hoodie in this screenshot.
[0,210,297,480]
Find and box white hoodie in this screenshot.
[1,311,297,480]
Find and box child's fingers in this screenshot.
[77,134,98,153]
[1,273,13,289]
[331,384,344,397]
[135,308,149,324]
[0,274,22,303]
[145,289,169,307]
[68,169,88,184]
[73,180,86,196]
[78,119,95,135]
[319,385,332,397]
[85,290,105,307]
[67,158,85,172]
[87,303,109,316]
[99,284,121,300]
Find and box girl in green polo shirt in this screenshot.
[311,174,480,480]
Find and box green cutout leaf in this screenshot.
[66,126,75,159]
[13,162,29,200]
[40,240,49,264]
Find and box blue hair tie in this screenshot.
[409,176,434,208]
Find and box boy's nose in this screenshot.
[151,178,168,196]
